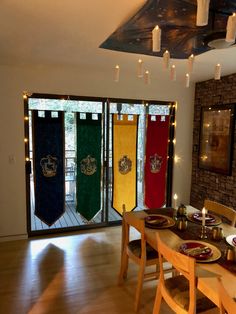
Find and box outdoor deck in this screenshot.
[30,179,144,232]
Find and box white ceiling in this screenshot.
[1,0,236,83]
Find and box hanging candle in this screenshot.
[144,70,150,84]
[137,59,143,78]
[214,64,221,80]
[188,54,195,73]
[152,25,161,52]
[114,65,120,82]
[226,13,236,42]
[196,0,210,26]
[163,50,170,69]
[170,65,176,81]
[185,73,190,88]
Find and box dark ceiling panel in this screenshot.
[100,0,236,59]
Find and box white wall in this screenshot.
[0,64,195,239]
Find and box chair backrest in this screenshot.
[204,200,236,227]
[157,234,197,314]
[218,277,236,314]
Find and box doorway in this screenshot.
[24,94,174,236]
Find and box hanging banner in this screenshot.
[144,115,170,208]
[33,110,65,226]
[112,114,138,215]
[76,113,102,221]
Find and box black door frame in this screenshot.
[24,93,175,237]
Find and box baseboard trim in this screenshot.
[0,234,28,242]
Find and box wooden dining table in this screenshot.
[131,205,236,307]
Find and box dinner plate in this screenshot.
[178,240,221,263]
[226,235,236,247]
[179,242,213,260]
[187,212,222,226]
[192,213,216,223]
[145,214,175,229]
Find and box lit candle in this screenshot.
[163,50,170,69]
[214,63,221,80]
[137,59,143,78]
[144,70,150,84]
[173,193,178,209]
[114,65,120,82]
[226,13,236,42]
[152,25,161,52]
[185,73,190,88]
[188,54,194,73]
[202,207,206,227]
[170,65,176,81]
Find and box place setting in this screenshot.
[144,214,175,229]
[187,207,222,226]
[226,235,236,247]
[178,240,222,263]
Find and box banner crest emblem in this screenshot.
[150,153,163,173]
[80,154,97,176]
[40,155,58,177]
[118,155,132,175]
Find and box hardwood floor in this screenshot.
[0,226,172,314]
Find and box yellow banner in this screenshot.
[112,114,138,215]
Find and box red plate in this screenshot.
[179,242,213,260]
[145,215,167,227]
[192,213,216,223]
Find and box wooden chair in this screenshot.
[153,234,217,314]
[218,277,236,314]
[118,205,159,312]
[204,200,236,227]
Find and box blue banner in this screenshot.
[33,110,65,226]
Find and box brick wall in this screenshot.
[190,74,236,211]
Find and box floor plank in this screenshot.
[0,226,173,314]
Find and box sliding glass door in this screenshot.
[24,95,174,235]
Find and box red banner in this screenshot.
[144,115,170,208]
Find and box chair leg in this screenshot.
[118,251,129,285]
[152,284,162,314]
[134,261,145,312]
[155,263,160,279]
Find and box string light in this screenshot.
[24,116,29,121]
[24,138,28,143]
[174,155,181,163]
[25,157,30,162]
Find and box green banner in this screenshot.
[76,113,102,221]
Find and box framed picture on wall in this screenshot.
[198,104,235,175]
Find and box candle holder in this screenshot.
[200,225,208,239]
